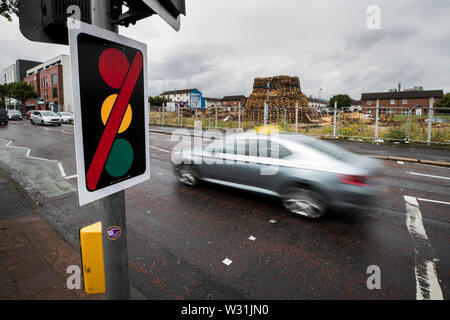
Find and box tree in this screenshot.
[148,96,172,107]
[435,93,450,114]
[0,83,12,107]
[9,81,38,107]
[1,0,18,22]
[329,94,352,110]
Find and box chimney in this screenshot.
[398,83,401,92]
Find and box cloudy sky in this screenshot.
[1,0,449,100]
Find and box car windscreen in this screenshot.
[41,111,57,116]
[61,112,72,116]
[301,138,360,162]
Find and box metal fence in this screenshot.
[149,105,450,145]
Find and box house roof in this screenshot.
[160,88,198,96]
[222,95,246,101]
[361,90,443,100]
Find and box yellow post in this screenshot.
[79,221,106,294]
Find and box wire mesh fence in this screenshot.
[149,105,450,145]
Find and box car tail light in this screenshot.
[339,175,368,187]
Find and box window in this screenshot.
[52,87,58,99]
[402,109,409,115]
[386,109,392,115]
[51,74,57,86]
[403,99,407,104]
[390,99,395,105]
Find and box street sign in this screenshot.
[38,98,44,105]
[69,20,150,206]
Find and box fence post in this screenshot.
[375,99,379,140]
[215,106,218,128]
[208,107,211,129]
[284,108,287,131]
[177,107,180,126]
[427,97,434,145]
[295,101,298,133]
[333,101,337,138]
[159,107,162,125]
[162,103,165,126]
[238,103,241,130]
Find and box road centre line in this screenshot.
[417,198,450,206]
[404,195,443,300]
[407,171,450,180]
[149,145,171,153]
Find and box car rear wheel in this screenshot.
[282,186,326,219]
[175,164,199,186]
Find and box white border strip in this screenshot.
[407,172,450,181]
[404,195,443,300]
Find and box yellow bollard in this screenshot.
[79,221,105,294]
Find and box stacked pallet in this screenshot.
[244,75,316,123]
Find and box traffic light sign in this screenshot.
[69,20,150,205]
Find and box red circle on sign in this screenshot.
[98,48,130,89]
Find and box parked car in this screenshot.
[24,110,35,120]
[0,108,8,125]
[30,110,62,126]
[58,112,74,124]
[173,132,382,219]
[7,109,22,120]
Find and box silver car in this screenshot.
[174,132,382,218]
[58,112,74,124]
[30,110,62,126]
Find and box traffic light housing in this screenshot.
[18,0,91,45]
[111,0,185,30]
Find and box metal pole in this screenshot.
[295,101,298,133]
[91,0,129,300]
[238,103,241,130]
[178,107,180,126]
[375,99,379,140]
[427,98,434,145]
[284,108,287,131]
[333,101,337,137]
[215,106,218,128]
[162,103,165,126]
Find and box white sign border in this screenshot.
[69,19,150,206]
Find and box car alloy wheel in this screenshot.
[176,165,198,186]
[282,186,326,219]
[30,119,34,125]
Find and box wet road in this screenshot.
[0,120,448,299]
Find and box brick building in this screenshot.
[23,55,73,112]
[361,89,444,115]
[221,95,247,108]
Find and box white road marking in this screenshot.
[415,163,450,170]
[64,174,78,180]
[269,219,277,223]
[407,171,450,180]
[58,162,66,177]
[417,198,450,206]
[249,235,256,241]
[222,258,233,266]
[0,138,73,180]
[397,161,405,165]
[60,130,74,135]
[404,195,443,300]
[149,145,171,153]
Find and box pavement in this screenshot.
[0,169,104,300]
[0,121,448,300]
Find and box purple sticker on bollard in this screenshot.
[106,226,121,240]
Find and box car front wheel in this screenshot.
[175,164,199,186]
[281,186,326,219]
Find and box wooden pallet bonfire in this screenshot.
[244,75,317,124]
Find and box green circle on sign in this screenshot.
[105,139,133,177]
